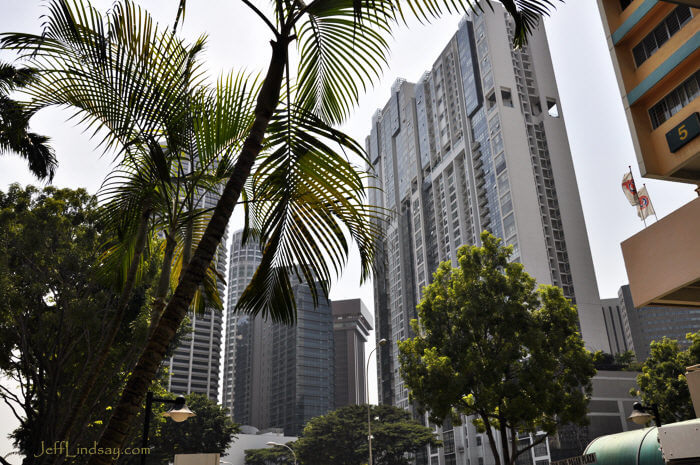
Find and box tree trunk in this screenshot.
[86,37,289,465]
[54,199,152,459]
[149,232,177,335]
[498,415,510,465]
[481,413,502,465]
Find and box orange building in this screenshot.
[597,0,700,308]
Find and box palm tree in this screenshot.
[0,62,57,181]
[2,0,562,462]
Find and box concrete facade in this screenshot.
[332,299,373,408]
[596,0,699,183]
[367,5,608,465]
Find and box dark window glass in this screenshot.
[620,0,632,10]
[633,6,693,67]
[648,70,700,129]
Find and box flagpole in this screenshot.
[643,183,659,222]
[630,166,647,227]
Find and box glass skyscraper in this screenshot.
[224,231,335,435]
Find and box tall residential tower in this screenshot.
[368,5,608,464]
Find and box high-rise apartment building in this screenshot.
[222,230,263,417]
[368,5,608,408]
[597,1,700,311]
[166,191,225,400]
[332,299,373,407]
[367,5,609,464]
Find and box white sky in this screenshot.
[0,0,696,460]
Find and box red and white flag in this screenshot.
[636,186,656,220]
[621,172,639,206]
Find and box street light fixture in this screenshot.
[627,402,661,427]
[141,392,196,465]
[266,441,297,465]
[366,338,388,465]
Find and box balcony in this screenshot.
[621,196,700,307]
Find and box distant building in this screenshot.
[223,426,297,465]
[332,299,373,407]
[602,297,631,356]
[166,190,225,400]
[550,371,641,460]
[618,284,700,360]
[222,230,263,418]
[226,248,335,435]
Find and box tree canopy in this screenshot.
[0,184,160,465]
[633,332,700,424]
[249,404,440,465]
[398,232,596,465]
[119,393,239,465]
[245,445,295,465]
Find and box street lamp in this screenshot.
[627,402,661,427]
[266,441,297,465]
[141,392,196,465]
[366,338,388,465]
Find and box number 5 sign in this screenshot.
[666,112,700,153]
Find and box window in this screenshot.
[546,98,560,118]
[648,70,699,129]
[503,213,516,238]
[476,436,482,446]
[632,6,692,67]
[620,0,632,10]
[486,91,497,110]
[501,87,514,107]
[530,97,542,116]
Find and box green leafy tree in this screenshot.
[120,393,239,465]
[398,232,596,465]
[0,185,160,465]
[292,404,440,465]
[2,0,565,462]
[633,332,700,424]
[245,445,295,465]
[0,63,56,180]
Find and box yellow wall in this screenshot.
[599,0,700,182]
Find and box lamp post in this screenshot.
[266,441,297,465]
[627,401,661,428]
[141,392,196,465]
[366,338,388,465]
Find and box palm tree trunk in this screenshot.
[149,232,177,335]
[86,37,290,465]
[54,199,152,458]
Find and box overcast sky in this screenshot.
[0,0,697,460]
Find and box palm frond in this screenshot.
[237,103,383,323]
[295,0,392,125]
[0,0,204,156]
